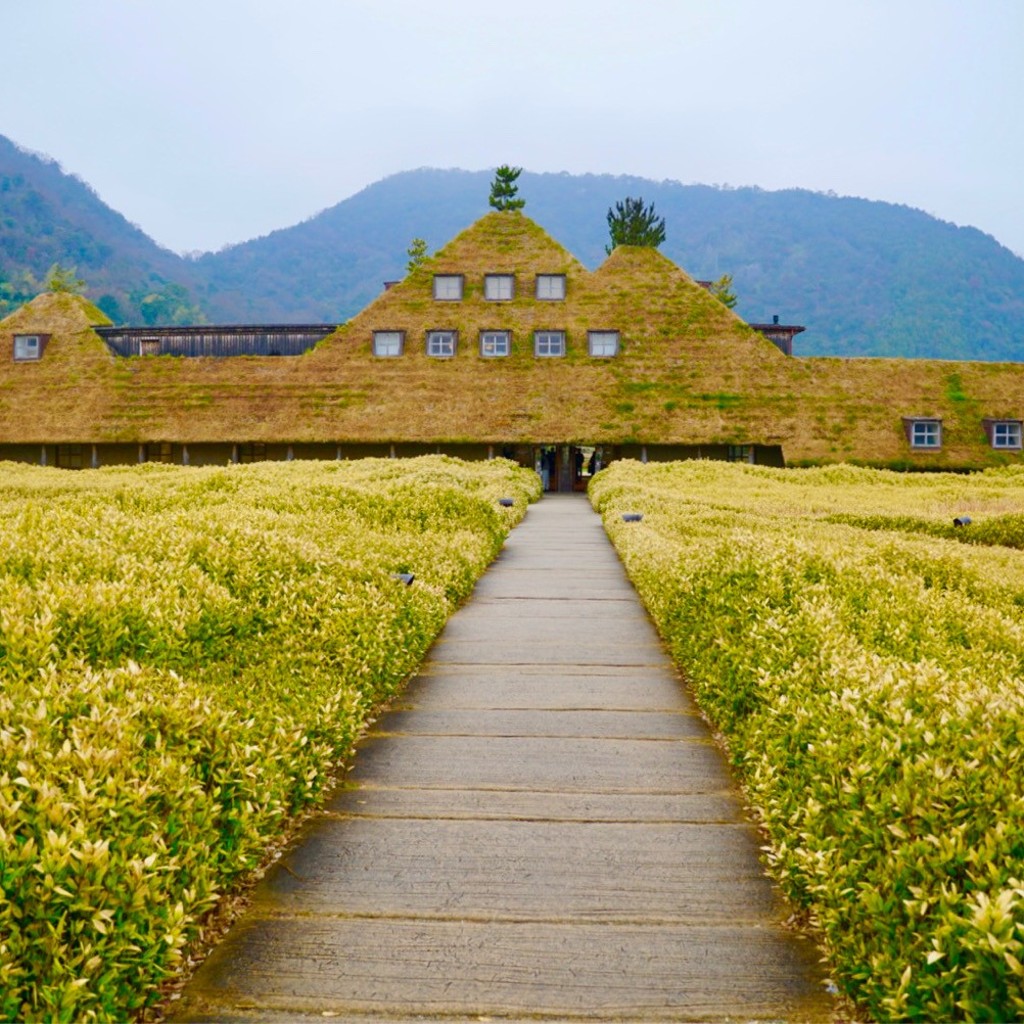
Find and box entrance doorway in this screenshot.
[533,445,605,493]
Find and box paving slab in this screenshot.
[249,818,783,920]
[368,708,709,739]
[176,918,827,1022]
[397,664,691,710]
[173,494,836,1023]
[326,787,747,823]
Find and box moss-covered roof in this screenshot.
[1,212,1021,467]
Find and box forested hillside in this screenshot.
[2,135,1022,359]
[0,136,203,324]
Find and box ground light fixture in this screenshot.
[498,498,515,507]
[622,513,644,522]
[391,572,415,585]
[953,516,972,527]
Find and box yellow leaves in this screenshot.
[0,456,539,1020]
[591,459,1024,1021]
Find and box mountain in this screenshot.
[2,135,1022,360]
[0,136,202,324]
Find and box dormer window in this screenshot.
[904,418,942,449]
[13,334,42,361]
[480,330,511,357]
[535,275,566,301]
[433,275,464,301]
[534,330,565,357]
[426,330,457,358]
[373,331,404,357]
[484,274,515,301]
[985,419,1023,449]
[588,331,620,357]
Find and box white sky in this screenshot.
[4,0,1023,257]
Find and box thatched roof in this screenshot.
[1,212,1022,467]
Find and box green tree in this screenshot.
[605,197,666,253]
[709,273,737,309]
[406,237,428,273]
[44,263,85,294]
[131,282,205,326]
[96,294,125,324]
[489,165,525,211]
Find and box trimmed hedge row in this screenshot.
[0,456,540,1021]
[591,460,1024,1021]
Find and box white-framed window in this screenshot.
[13,335,41,361]
[372,331,404,357]
[534,330,565,357]
[728,445,755,464]
[426,330,457,358]
[480,330,511,357]
[992,420,1023,449]
[588,331,620,357]
[908,419,942,449]
[433,275,464,300]
[535,274,566,300]
[484,274,515,301]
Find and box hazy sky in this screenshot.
[5,0,1023,256]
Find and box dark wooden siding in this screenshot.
[95,325,338,358]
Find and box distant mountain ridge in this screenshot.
[1,134,1022,360]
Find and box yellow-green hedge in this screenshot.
[591,461,1024,1022]
[0,456,540,1021]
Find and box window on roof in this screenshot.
[433,275,464,300]
[484,274,515,301]
[534,330,565,357]
[480,330,511,357]
[373,331,404,357]
[588,331,619,357]
[907,419,942,449]
[991,420,1022,449]
[426,330,457,358]
[13,335,41,361]
[535,274,566,300]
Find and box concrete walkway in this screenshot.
[173,495,835,1022]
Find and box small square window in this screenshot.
[433,275,464,300]
[146,442,174,464]
[239,442,266,464]
[484,274,515,301]
[728,445,755,464]
[588,331,620,357]
[480,331,511,357]
[13,335,41,361]
[908,419,941,449]
[56,444,83,469]
[534,330,565,357]
[992,421,1022,449]
[373,331,404,357]
[535,274,566,300]
[426,330,457,358]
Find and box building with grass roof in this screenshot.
[1,211,1022,484]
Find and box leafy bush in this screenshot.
[591,460,1024,1021]
[0,456,540,1021]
